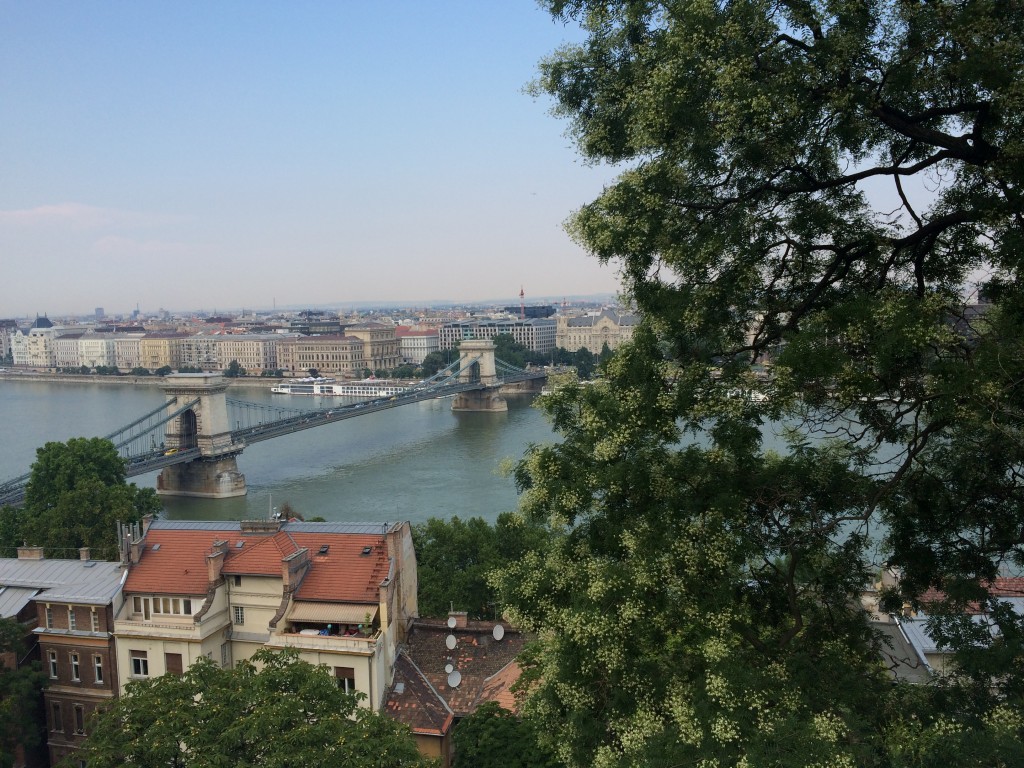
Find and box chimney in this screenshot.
[17,546,44,560]
[129,537,144,565]
[448,610,468,629]
[282,549,310,592]
[79,547,91,561]
[206,549,226,585]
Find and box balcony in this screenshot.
[267,627,383,656]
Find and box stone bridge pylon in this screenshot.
[451,339,507,413]
[156,373,247,498]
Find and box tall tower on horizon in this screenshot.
[519,286,525,319]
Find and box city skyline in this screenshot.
[1,3,623,316]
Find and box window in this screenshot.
[68,607,77,631]
[134,595,191,617]
[70,652,80,681]
[233,606,244,625]
[74,704,86,734]
[130,650,149,677]
[233,575,242,587]
[335,666,356,694]
[45,605,53,629]
[48,650,58,678]
[91,610,100,633]
[165,652,183,676]
[50,702,62,732]
[93,655,103,684]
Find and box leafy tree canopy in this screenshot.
[420,351,448,377]
[73,648,431,768]
[2,437,161,559]
[496,1,1024,766]
[0,618,46,768]
[224,359,247,377]
[452,702,561,768]
[413,513,552,619]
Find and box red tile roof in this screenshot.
[124,529,229,595]
[405,620,526,716]
[222,532,300,576]
[385,654,454,736]
[919,577,1024,614]
[290,534,389,603]
[124,527,390,602]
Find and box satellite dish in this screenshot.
[444,663,454,674]
[492,624,505,641]
[447,616,457,629]
[445,634,457,650]
[447,670,462,688]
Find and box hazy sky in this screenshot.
[1,2,623,317]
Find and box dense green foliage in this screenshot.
[495,1,1024,766]
[412,513,551,619]
[0,437,160,559]
[0,618,46,768]
[452,702,561,768]
[73,649,430,768]
[224,359,247,377]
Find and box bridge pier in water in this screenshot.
[452,339,507,413]
[156,373,247,498]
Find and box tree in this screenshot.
[0,618,46,768]
[154,365,173,376]
[496,2,1024,766]
[1,437,161,560]
[308,367,321,378]
[419,351,447,377]
[74,648,430,768]
[128,367,150,376]
[452,702,560,768]
[491,333,528,369]
[224,359,246,378]
[413,513,551,619]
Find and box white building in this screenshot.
[438,318,557,353]
[395,329,440,364]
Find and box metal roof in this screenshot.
[150,520,398,536]
[0,558,124,605]
[0,585,40,618]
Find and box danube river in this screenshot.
[0,378,559,524]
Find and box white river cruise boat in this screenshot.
[271,377,410,398]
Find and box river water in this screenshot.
[0,378,558,524]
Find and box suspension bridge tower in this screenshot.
[451,339,507,413]
[156,373,247,498]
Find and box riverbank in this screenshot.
[0,370,278,389]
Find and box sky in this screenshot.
[1,2,623,317]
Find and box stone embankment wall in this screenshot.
[0,371,279,389]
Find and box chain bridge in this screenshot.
[0,340,546,505]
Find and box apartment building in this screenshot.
[79,334,117,368]
[138,332,189,370]
[278,334,367,377]
[0,547,123,766]
[438,318,557,352]
[346,323,402,371]
[113,519,418,711]
[395,328,440,365]
[215,333,284,374]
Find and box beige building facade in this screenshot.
[278,335,366,377]
[556,309,639,353]
[112,519,418,713]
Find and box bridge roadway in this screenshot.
[0,369,546,505]
[122,372,543,478]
